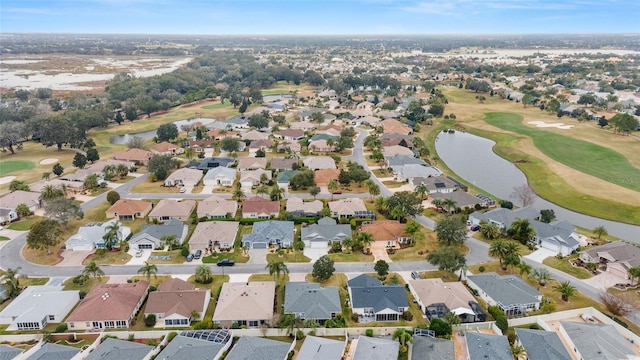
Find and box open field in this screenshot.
[0,160,35,176]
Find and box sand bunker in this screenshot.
[39,158,59,165]
[0,176,16,185]
[527,121,574,130]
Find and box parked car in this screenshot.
[135,249,143,258]
[411,271,420,280]
[194,249,202,259]
[332,190,342,194]
[470,224,480,231]
[179,187,186,193]
[217,259,235,267]
[186,254,194,262]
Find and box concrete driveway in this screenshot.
[370,242,391,262]
[201,185,215,194]
[524,248,557,263]
[247,249,268,265]
[303,248,328,262]
[125,249,151,265]
[56,250,92,266]
[582,271,630,291]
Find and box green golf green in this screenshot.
[0,160,35,176]
[484,112,640,192]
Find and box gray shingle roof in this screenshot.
[0,345,22,360]
[353,336,399,360]
[243,221,294,246]
[156,334,224,360]
[470,206,539,229]
[301,218,351,243]
[464,332,512,360]
[296,336,345,360]
[385,155,425,167]
[561,321,637,360]
[26,343,80,360]
[131,219,185,243]
[467,273,541,308]
[284,282,341,320]
[348,274,408,312]
[85,338,153,360]
[411,336,454,360]
[515,329,572,360]
[225,336,291,360]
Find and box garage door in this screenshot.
[310,241,328,249]
[252,242,268,249]
[138,244,153,250]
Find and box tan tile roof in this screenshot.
[212,282,275,322]
[67,281,149,322]
[146,279,208,318]
[157,278,194,292]
[237,157,268,170]
[197,196,238,218]
[190,221,239,250]
[361,221,407,241]
[381,119,412,135]
[0,190,41,209]
[148,199,196,219]
[409,279,476,312]
[106,199,152,216]
[328,198,367,216]
[314,169,340,186]
[151,141,181,153]
[242,196,280,215]
[113,148,152,162]
[275,129,305,138]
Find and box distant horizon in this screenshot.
[2,0,639,35]
[3,32,640,37]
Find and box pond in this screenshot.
[435,130,640,242]
[109,117,218,144]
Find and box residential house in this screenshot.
[187,139,214,153]
[145,278,210,327]
[151,141,184,155]
[276,170,300,187]
[380,133,413,148]
[357,115,381,127]
[242,220,294,249]
[242,196,280,219]
[241,130,269,141]
[249,139,274,156]
[286,197,323,217]
[155,330,231,360]
[225,336,292,360]
[65,219,131,251]
[213,282,276,328]
[274,129,305,141]
[314,168,340,187]
[465,332,512,360]
[347,274,409,322]
[468,206,539,230]
[105,199,152,221]
[579,241,640,280]
[352,336,399,360]
[66,281,149,330]
[429,192,486,211]
[278,140,302,153]
[408,279,485,323]
[203,167,237,187]
[303,156,336,170]
[324,100,341,110]
[26,343,80,360]
[297,336,345,360]
[0,190,41,213]
[197,195,238,219]
[194,157,235,170]
[0,345,22,359]
[382,145,414,157]
[411,176,459,194]
[559,321,638,360]
[224,115,250,129]
[85,338,153,360]
[164,167,203,187]
[515,329,572,360]
[148,199,196,223]
[308,139,336,153]
[411,336,454,360]
[328,198,372,219]
[466,273,542,316]
[290,122,317,131]
[190,221,239,251]
[385,155,426,169]
[270,158,298,171]
[128,219,188,250]
[284,282,341,325]
[361,221,411,249]
[113,148,152,165]
[395,164,443,182]
[0,208,18,225]
[239,169,271,188]
[0,286,79,330]
[300,217,351,249]
[237,157,268,171]
[310,133,339,142]
[380,119,412,135]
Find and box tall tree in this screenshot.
[266,260,289,281]
[508,218,536,245]
[41,184,65,201]
[86,148,100,163]
[480,221,501,240]
[435,216,467,246]
[374,260,389,277]
[510,185,535,207]
[195,265,213,283]
[44,198,83,228]
[72,152,87,169]
[327,179,339,200]
[156,123,179,142]
[83,261,104,280]
[312,255,335,282]
[426,246,466,277]
[592,225,608,241]
[415,184,428,200]
[26,219,62,255]
[1,267,23,298]
[137,261,158,282]
[553,281,577,302]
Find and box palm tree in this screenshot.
[431,198,444,211]
[391,205,407,223]
[443,198,457,214]
[341,238,353,252]
[510,344,527,360]
[489,239,509,269]
[503,242,521,272]
[116,164,129,178]
[195,265,213,283]
[161,235,178,250]
[303,319,318,330]
[553,281,577,302]
[517,262,532,277]
[509,218,536,245]
[392,328,414,348]
[184,147,195,161]
[1,267,23,298]
[270,187,284,201]
[138,261,158,282]
[83,261,104,281]
[327,179,338,200]
[356,232,373,253]
[480,221,501,240]
[42,172,50,181]
[103,221,122,251]
[326,138,335,152]
[256,185,270,199]
[530,268,552,289]
[592,225,608,241]
[628,266,640,285]
[415,184,428,200]
[374,196,389,213]
[265,260,289,281]
[102,165,116,180]
[367,181,380,199]
[232,188,246,202]
[443,312,461,326]
[41,184,64,201]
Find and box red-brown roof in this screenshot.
[106,199,152,216]
[151,141,180,153]
[67,281,149,322]
[242,196,280,215]
[361,221,407,241]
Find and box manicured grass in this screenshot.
[389,228,438,262]
[542,256,593,279]
[63,276,109,293]
[202,249,249,264]
[0,236,9,241]
[266,250,311,263]
[86,249,132,265]
[468,125,640,225]
[201,102,233,110]
[7,217,41,231]
[381,180,404,188]
[130,180,180,193]
[484,112,640,192]
[328,251,374,262]
[0,160,35,176]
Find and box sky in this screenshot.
[1,0,639,35]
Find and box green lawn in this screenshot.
[201,102,233,110]
[0,236,9,241]
[543,256,593,279]
[266,250,311,263]
[328,251,374,262]
[0,160,35,176]
[7,217,41,231]
[484,112,640,192]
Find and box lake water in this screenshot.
[435,130,640,242]
[109,117,217,144]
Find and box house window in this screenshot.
[116,320,127,328]
[49,315,55,321]
[104,321,115,328]
[160,216,170,221]
[69,323,74,328]
[249,320,258,327]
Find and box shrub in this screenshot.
[478,266,486,273]
[540,299,556,314]
[296,330,305,340]
[106,191,120,205]
[144,314,156,327]
[181,246,190,257]
[54,324,68,333]
[401,311,413,321]
[295,241,305,250]
[495,316,509,334]
[147,339,158,346]
[193,320,213,330]
[365,329,374,337]
[429,318,452,338]
[128,334,135,341]
[79,291,86,299]
[529,324,541,330]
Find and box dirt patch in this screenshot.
[0,176,16,185]
[39,158,59,165]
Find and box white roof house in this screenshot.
[65,219,131,251]
[164,168,203,187]
[0,286,79,330]
[202,167,237,187]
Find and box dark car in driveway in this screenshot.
[186,254,194,262]
[217,259,235,266]
[194,249,202,259]
[470,224,480,231]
